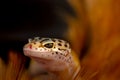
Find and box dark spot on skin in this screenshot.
[52,39,56,42]
[58,48,61,50]
[58,43,62,46]
[56,52,58,54]
[69,57,71,59]
[59,56,61,59]
[58,48,66,51]
[35,48,38,50]
[52,53,54,55]
[58,40,62,42]
[60,53,62,55]
[64,44,68,47]
[54,47,56,48]
[33,42,36,44]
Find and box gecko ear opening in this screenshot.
[44,43,54,48]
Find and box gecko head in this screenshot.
[23,37,72,71]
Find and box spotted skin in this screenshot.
[23,37,81,80]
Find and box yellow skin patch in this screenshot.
[23,37,80,80]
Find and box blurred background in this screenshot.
[0,0,74,62]
[0,0,120,80]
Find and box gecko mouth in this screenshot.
[23,49,56,64]
[24,49,53,58]
[30,56,53,64]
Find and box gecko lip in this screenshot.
[30,56,51,61]
[30,56,54,65]
[23,49,54,61]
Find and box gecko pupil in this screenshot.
[44,43,53,48]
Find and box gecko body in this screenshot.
[23,37,81,80]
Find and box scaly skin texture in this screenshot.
[23,37,81,80]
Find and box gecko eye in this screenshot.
[44,43,53,48]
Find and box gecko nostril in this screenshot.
[29,44,32,49]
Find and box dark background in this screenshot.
[0,0,75,62]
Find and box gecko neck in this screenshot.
[50,50,80,80]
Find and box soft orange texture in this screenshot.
[66,0,120,80]
[0,50,30,80]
